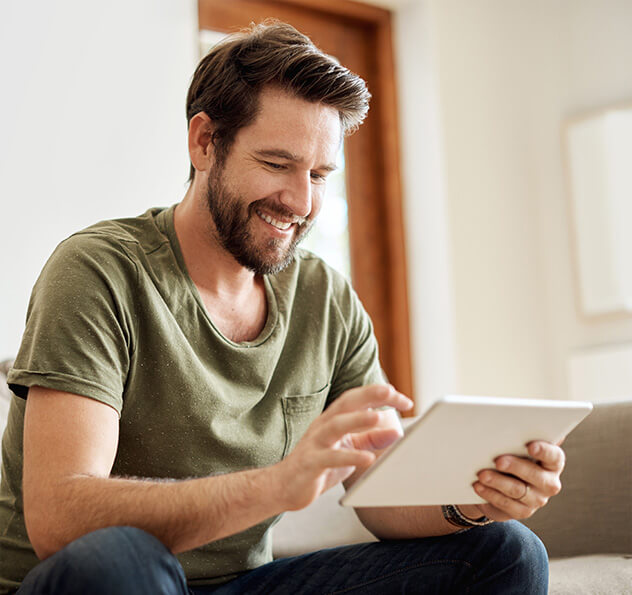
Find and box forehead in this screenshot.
[232,87,342,162]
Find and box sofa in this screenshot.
[1,359,631,593]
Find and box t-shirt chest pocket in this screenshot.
[281,384,330,458]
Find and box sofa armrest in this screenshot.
[522,400,632,558]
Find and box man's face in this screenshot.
[205,87,341,275]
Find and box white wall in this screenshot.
[0,0,198,360]
[394,0,458,405]
[395,0,632,403]
[3,0,632,405]
[539,0,632,399]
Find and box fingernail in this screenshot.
[497,457,509,471]
[531,443,541,455]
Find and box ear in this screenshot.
[188,112,215,174]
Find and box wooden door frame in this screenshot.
[198,0,414,407]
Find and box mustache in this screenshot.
[248,198,309,227]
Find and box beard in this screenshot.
[205,167,315,275]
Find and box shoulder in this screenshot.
[45,208,169,277]
[68,207,168,255]
[34,209,170,302]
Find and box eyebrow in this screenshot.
[254,149,338,172]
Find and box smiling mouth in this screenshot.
[255,209,301,231]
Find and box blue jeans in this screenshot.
[17,522,548,594]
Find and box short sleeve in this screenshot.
[7,232,137,415]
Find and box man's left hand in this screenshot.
[470,441,565,521]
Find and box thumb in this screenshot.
[352,427,402,451]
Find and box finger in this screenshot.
[352,427,403,451]
[314,447,376,470]
[477,470,549,508]
[327,385,413,416]
[527,441,566,473]
[477,469,530,500]
[314,410,381,446]
[473,482,533,520]
[494,456,562,497]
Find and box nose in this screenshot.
[279,171,312,219]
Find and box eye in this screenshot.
[310,171,327,183]
[265,161,286,171]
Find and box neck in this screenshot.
[174,183,259,300]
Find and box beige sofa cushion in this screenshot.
[273,482,375,559]
[549,555,632,594]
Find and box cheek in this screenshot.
[309,189,326,218]
[233,170,283,203]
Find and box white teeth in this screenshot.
[256,210,293,230]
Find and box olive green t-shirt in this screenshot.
[0,206,384,593]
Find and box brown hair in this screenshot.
[186,20,371,180]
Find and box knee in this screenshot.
[480,521,549,589]
[497,521,548,571]
[22,526,187,595]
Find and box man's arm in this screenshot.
[342,409,565,539]
[23,384,413,559]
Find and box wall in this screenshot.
[394,0,458,406]
[0,0,198,359]
[395,0,632,403]
[3,0,632,404]
[538,0,632,399]
[434,1,553,399]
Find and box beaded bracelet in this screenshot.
[441,504,494,528]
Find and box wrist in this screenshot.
[267,461,293,512]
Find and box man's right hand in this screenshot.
[274,384,413,511]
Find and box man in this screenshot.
[0,22,561,594]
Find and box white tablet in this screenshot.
[340,395,593,507]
